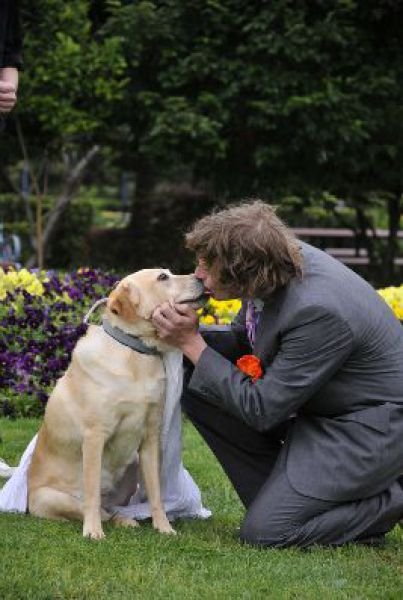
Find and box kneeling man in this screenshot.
[152,200,403,548]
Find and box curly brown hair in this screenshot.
[185,200,303,297]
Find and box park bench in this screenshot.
[292,227,403,267]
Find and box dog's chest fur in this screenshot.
[98,373,165,493]
[100,407,151,492]
[62,330,167,491]
[102,376,163,466]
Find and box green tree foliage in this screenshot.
[0,0,126,174]
[0,0,127,266]
[17,0,127,150]
[1,1,402,281]
[102,0,402,281]
[104,1,401,196]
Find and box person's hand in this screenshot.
[152,302,207,363]
[0,68,18,113]
[0,80,17,112]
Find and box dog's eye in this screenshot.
[157,272,169,282]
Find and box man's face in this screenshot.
[194,258,240,300]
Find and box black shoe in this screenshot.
[354,533,386,548]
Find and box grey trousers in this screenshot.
[181,385,403,548]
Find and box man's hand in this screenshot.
[0,68,19,113]
[152,302,207,364]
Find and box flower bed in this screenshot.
[1,267,402,417]
[0,268,119,416]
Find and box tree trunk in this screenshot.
[129,156,156,230]
[26,145,100,268]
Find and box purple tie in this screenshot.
[246,300,260,348]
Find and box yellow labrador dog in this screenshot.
[28,269,205,539]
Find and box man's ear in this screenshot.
[107,282,140,321]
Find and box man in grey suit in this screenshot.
[152,200,403,548]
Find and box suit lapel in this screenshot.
[253,289,284,363]
[252,249,306,362]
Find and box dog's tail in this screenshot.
[0,458,15,479]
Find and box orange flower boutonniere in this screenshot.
[236,354,263,383]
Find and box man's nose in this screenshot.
[194,266,205,280]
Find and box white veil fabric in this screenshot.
[0,350,211,521]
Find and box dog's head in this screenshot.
[105,268,206,339]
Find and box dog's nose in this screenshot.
[194,276,205,290]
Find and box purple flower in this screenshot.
[66,287,84,301]
[0,267,119,415]
[46,357,66,371]
[36,390,49,404]
[14,382,29,393]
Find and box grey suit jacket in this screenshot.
[189,243,403,501]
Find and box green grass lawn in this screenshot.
[0,418,402,600]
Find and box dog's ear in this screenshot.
[107,282,140,321]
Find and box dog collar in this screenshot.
[102,318,161,356]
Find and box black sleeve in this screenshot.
[200,301,250,362]
[2,0,23,69]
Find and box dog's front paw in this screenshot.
[111,514,139,528]
[159,523,177,535]
[153,517,176,535]
[83,524,105,540]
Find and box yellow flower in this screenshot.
[18,268,33,281]
[5,270,18,288]
[199,298,242,326]
[378,285,403,320]
[26,280,44,296]
[200,314,216,325]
